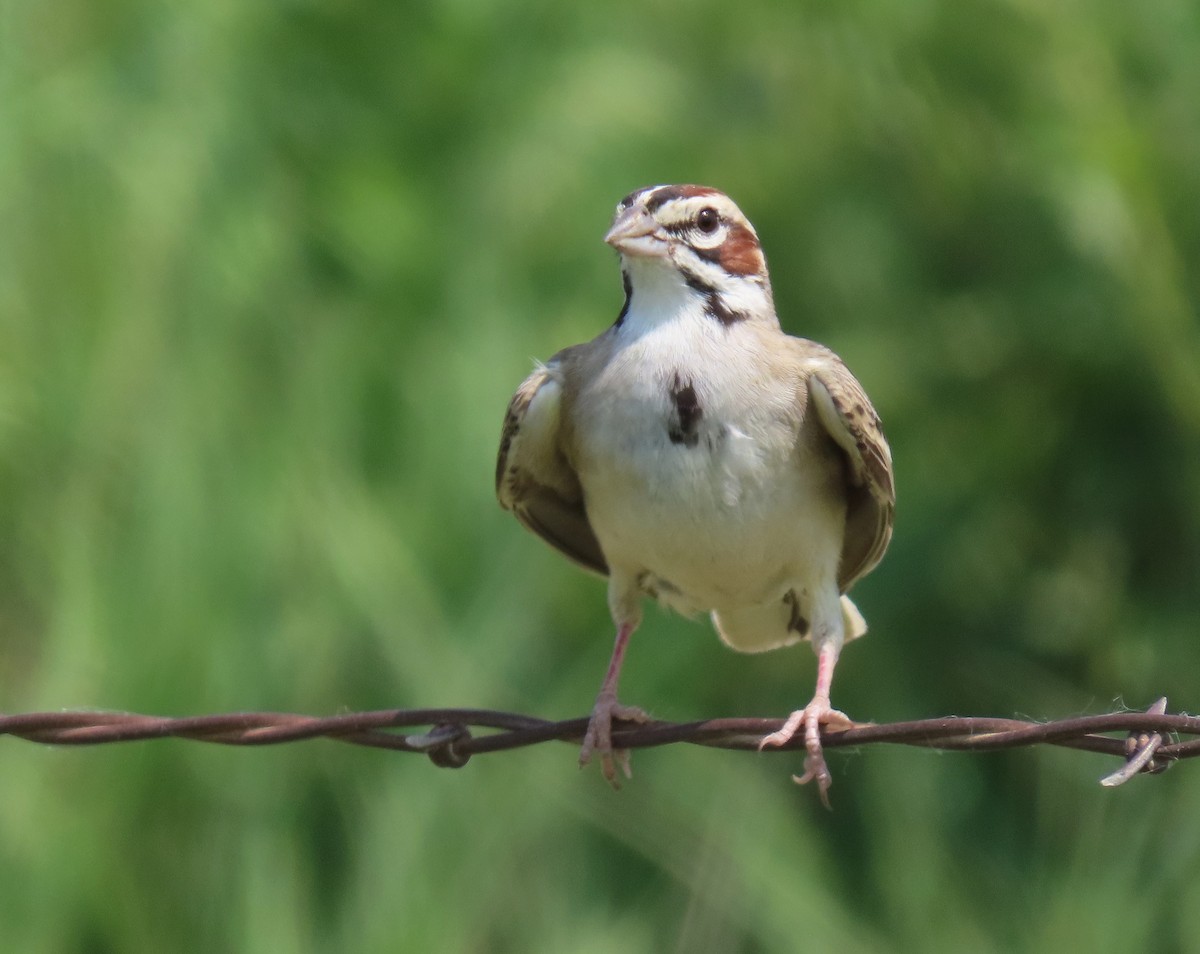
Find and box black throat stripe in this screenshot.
[614,270,632,328]
[680,268,748,327]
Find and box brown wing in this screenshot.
[800,344,895,591]
[496,353,607,576]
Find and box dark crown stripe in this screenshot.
[645,184,720,213]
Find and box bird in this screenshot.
[495,184,894,804]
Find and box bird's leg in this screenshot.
[579,620,650,787]
[759,639,852,808]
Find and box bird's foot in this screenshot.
[579,692,651,788]
[759,696,854,808]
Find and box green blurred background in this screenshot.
[3,1,1199,951]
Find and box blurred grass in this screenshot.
[1,1,1199,951]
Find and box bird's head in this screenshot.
[605,185,774,327]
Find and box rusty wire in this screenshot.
[1,697,1193,786]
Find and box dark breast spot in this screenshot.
[667,373,703,447]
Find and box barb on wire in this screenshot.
[1,698,1192,787]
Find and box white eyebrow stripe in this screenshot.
[654,194,755,234]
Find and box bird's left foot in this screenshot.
[759,697,854,808]
[579,692,651,788]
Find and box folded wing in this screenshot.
[496,353,608,576]
[799,344,895,591]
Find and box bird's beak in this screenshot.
[604,206,667,258]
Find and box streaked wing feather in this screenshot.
[496,356,608,576]
[800,344,895,590]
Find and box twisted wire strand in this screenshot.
[1,698,1190,785]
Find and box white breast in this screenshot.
[571,310,844,615]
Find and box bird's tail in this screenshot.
[713,594,868,654]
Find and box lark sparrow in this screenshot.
[496,185,895,804]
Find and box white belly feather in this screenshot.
[571,317,844,620]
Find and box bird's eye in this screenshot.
[696,207,720,234]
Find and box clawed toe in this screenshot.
[793,749,834,809]
[579,696,651,788]
[758,708,806,751]
[759,697,854,808]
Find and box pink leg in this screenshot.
[758,641,853,808]
[579,621,651,787]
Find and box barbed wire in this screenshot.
[2,697,1192,786]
